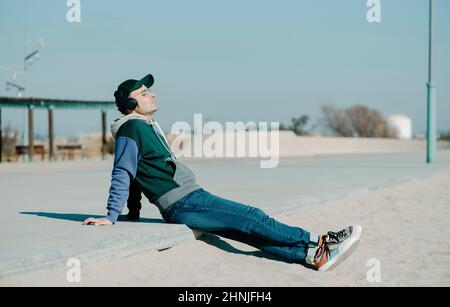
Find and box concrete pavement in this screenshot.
[1,150,450,278]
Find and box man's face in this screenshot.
[128,85,158,116]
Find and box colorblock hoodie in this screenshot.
[106,113,202,224]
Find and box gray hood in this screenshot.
[110,113,174,158]
[111,113,155,140]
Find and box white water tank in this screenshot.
[387,114,412,139]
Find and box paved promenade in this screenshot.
[1,150,449,278]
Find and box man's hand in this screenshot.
[82,217,113,226]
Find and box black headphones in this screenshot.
[123,97,138,111]
[114,88,139,114]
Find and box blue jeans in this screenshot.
[162,188,319,263]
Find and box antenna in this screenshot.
[0,65,24,81]
[0,38,44,97]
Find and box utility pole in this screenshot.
[426,0,437,163]
[0,107,2,163]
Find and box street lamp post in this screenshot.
[426,0,437,163]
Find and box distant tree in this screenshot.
[321,104,395,138]
[320,105,352,137]
[289,115,310,136]
[280,115,313,136]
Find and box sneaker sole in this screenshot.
[318,225,362,272]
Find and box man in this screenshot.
[82,73,362,271]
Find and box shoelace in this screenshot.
[314,235,331,266]
[327,227,351,243]
[314,235,330,261]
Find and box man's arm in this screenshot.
[83,135,140,226]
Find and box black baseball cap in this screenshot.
[114,74,154,109]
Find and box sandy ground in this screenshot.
[2,171,449,287]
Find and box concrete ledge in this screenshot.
[0,222,195,279]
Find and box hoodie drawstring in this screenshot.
[152,120,178,161]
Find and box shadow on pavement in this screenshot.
[197,231,298,265]
[20,212,165,224]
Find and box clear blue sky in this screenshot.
[0,0,449,137]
